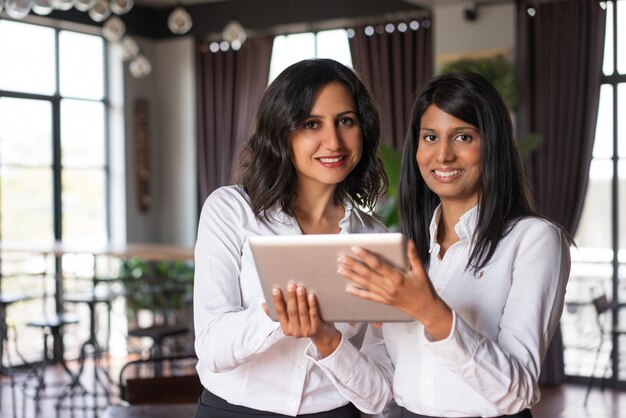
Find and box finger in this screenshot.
[261,302,270,317]
[285,282,300,327]
[407,240,427,277]
[338,255,399,298]
[307,292,323,330]
[296,286,312,331]
[372,322,383,328]
[272,287,289,325]
[345,284,389,304]
[352,246,406,285]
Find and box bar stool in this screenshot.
[21,312,81,416]
[0,292,31,374]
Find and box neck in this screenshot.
[436,201,475,257]
[293,183,343,234]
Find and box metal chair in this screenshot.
[583,290,626,406]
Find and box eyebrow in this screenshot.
[308,110,358,118]
[419,126,477,133]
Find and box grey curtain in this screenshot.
[196,36,274,204]
[349,17,433,149]
[518,0,607,385]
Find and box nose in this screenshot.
[322,125,341,150]
[435,140,453,163]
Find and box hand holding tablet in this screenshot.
[249,233,413,322]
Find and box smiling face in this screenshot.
[289,82,363,191]
[416,104,482,211]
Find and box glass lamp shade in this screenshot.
[168,7,193,35]
[32,0,53,15]
[222,20,247,46]
[129,54,151,78]
[50,0,74,10]
[121,36,139,61]
[89,0,112,22]
[74,0,96,12]
[110,0,133,15]
[5,0,32,19]
[103,16,126,42]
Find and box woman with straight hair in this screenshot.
[287,71,571,418]
[193,58,387,418]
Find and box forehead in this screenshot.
[420,104,475,130]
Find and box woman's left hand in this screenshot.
[272,283,342,357]
[337,239,453,340]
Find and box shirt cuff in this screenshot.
[251,298,284,351]
[305,335,360,379]
[421,311,480,368]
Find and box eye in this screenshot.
[421,134,437,143]
[337,116,356,127]
[302,120,320,129]
[454,134,473,143]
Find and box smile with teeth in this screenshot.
[434,169,463,177]
[318,156,346,163]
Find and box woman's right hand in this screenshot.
[272,283,342,357]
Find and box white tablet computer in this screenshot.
[249,233,412,322]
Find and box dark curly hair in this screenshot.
[238,58,387,219]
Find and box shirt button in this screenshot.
[290,400,297,406]
[298,363,306,369]
[425,380,432,387]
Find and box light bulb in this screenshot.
[32,0,53,15]
[121,36,139,61]
[129,54,151,78]
[168,7,193,35]
[103,16,126,42]
[222,20,247,46]
[110,0,133,15]
[74,0,96,12]
[89,0,111,22]
[5,0,32,19]
[50,0,73,10]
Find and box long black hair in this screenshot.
[399,71,539,271]
[239,58,387,219]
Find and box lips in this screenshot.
[433,169,463,178]
[318,156,346,163]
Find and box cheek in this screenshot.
[416,148,429,174]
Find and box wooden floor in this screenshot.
[1,363,626,418]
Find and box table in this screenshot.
[0,241,193,361]
[103,403,197,418]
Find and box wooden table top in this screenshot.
[0,241,194,261]
[103,403,197,418]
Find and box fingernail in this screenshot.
[297,286,304,295]
[287,282,295,292]
[272,287,279,295]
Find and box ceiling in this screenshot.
[46,0,430,39]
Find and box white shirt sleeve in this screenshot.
[305,325,394,414]
[193,188,283,373]
[422,221,570,413]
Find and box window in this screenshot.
[0,20,109,360]
[0,20,109,248]
[563,1,626,383]
[268,29,353,83]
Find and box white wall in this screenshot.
[432,1,516,69]
[123,36,197,247]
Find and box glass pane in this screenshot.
[617,83,626,157]
[575,159,612,250]
[59,30,105,100]
[0,167,53,243]
[620,159,626,265]
[61,99,106,167]
[0,97,52,166]
[0,20,56,95]
[593,84,614,158]
[317,29,353,68]
[62,169,107,247]
[618,0,626,74]
[269,33,315,83]
[604,1,614,75]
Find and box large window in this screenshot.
[563,1,626,384]
[0,20,109,360]
[268,29,353,82]
[0,19,108,248]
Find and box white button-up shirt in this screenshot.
[309,205,571,417]
[193,185,387,416]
